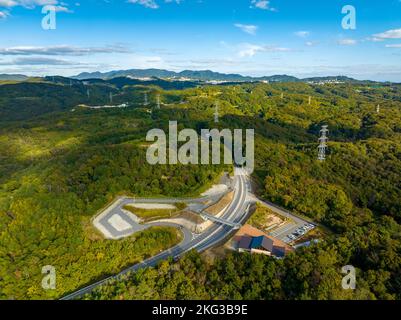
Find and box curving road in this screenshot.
[61,167,251,300]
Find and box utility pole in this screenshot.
[318,125,329,161]
[214,101,219,123]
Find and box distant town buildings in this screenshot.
[306,79,345,85]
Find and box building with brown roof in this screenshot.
[234,224,294,257]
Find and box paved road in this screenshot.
[61,168,251,300]
[93,187,231,240]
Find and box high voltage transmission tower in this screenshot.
[144,92,149,106]
[214,101,219,123]
[376,104,380,114]
[318,125,329,161]
[156,94,161,109]
[109,92,113,104]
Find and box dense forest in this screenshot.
[0,78,400,299]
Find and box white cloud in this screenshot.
[373,28,401,40]
[294,31,310,38]
[366,37,384,42]
[0,0,58,8]
[0,45,131,56]
[0,10,9,18]
[385,44,401,48]
[53,5,72,12]
[0,0,17,7]
[234,23,258,35]
[305,41,318,47]
[250,0,274,11]
[127,0,159,9]
[0,1,72,15]
[127,0,183,9]
[165,0,183,3]
[238,43,290,57]
[0,57,83,65]
[337,39,357,46]
[239,44,261,57]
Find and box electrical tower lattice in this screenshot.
[318,125,329,161]
[214,101,219,123]
[156,94,161,109]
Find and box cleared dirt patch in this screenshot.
[204,191,234,216]
[158,210,211,234]
[122,203,186,223]
[178,211,205,224]
[248,203,288,233]
[127,203,177,210]
[201,184,228,197]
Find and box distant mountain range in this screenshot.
[0,74,29,81]
[0,69,361,83]
[72,69,356,83]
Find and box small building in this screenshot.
[234,224,293,258]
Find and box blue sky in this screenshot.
[0,0,401,81]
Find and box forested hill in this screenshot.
[0,69,361,83]
[82,80,401,300]
[74,69,357,83]
[0,74,28,81]
[0,80,400,299]
[0,75,391,122]
[72,68,299,81]
[0,77,198,121]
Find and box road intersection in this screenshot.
[61,167,251,300]
[61,167,313,300]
